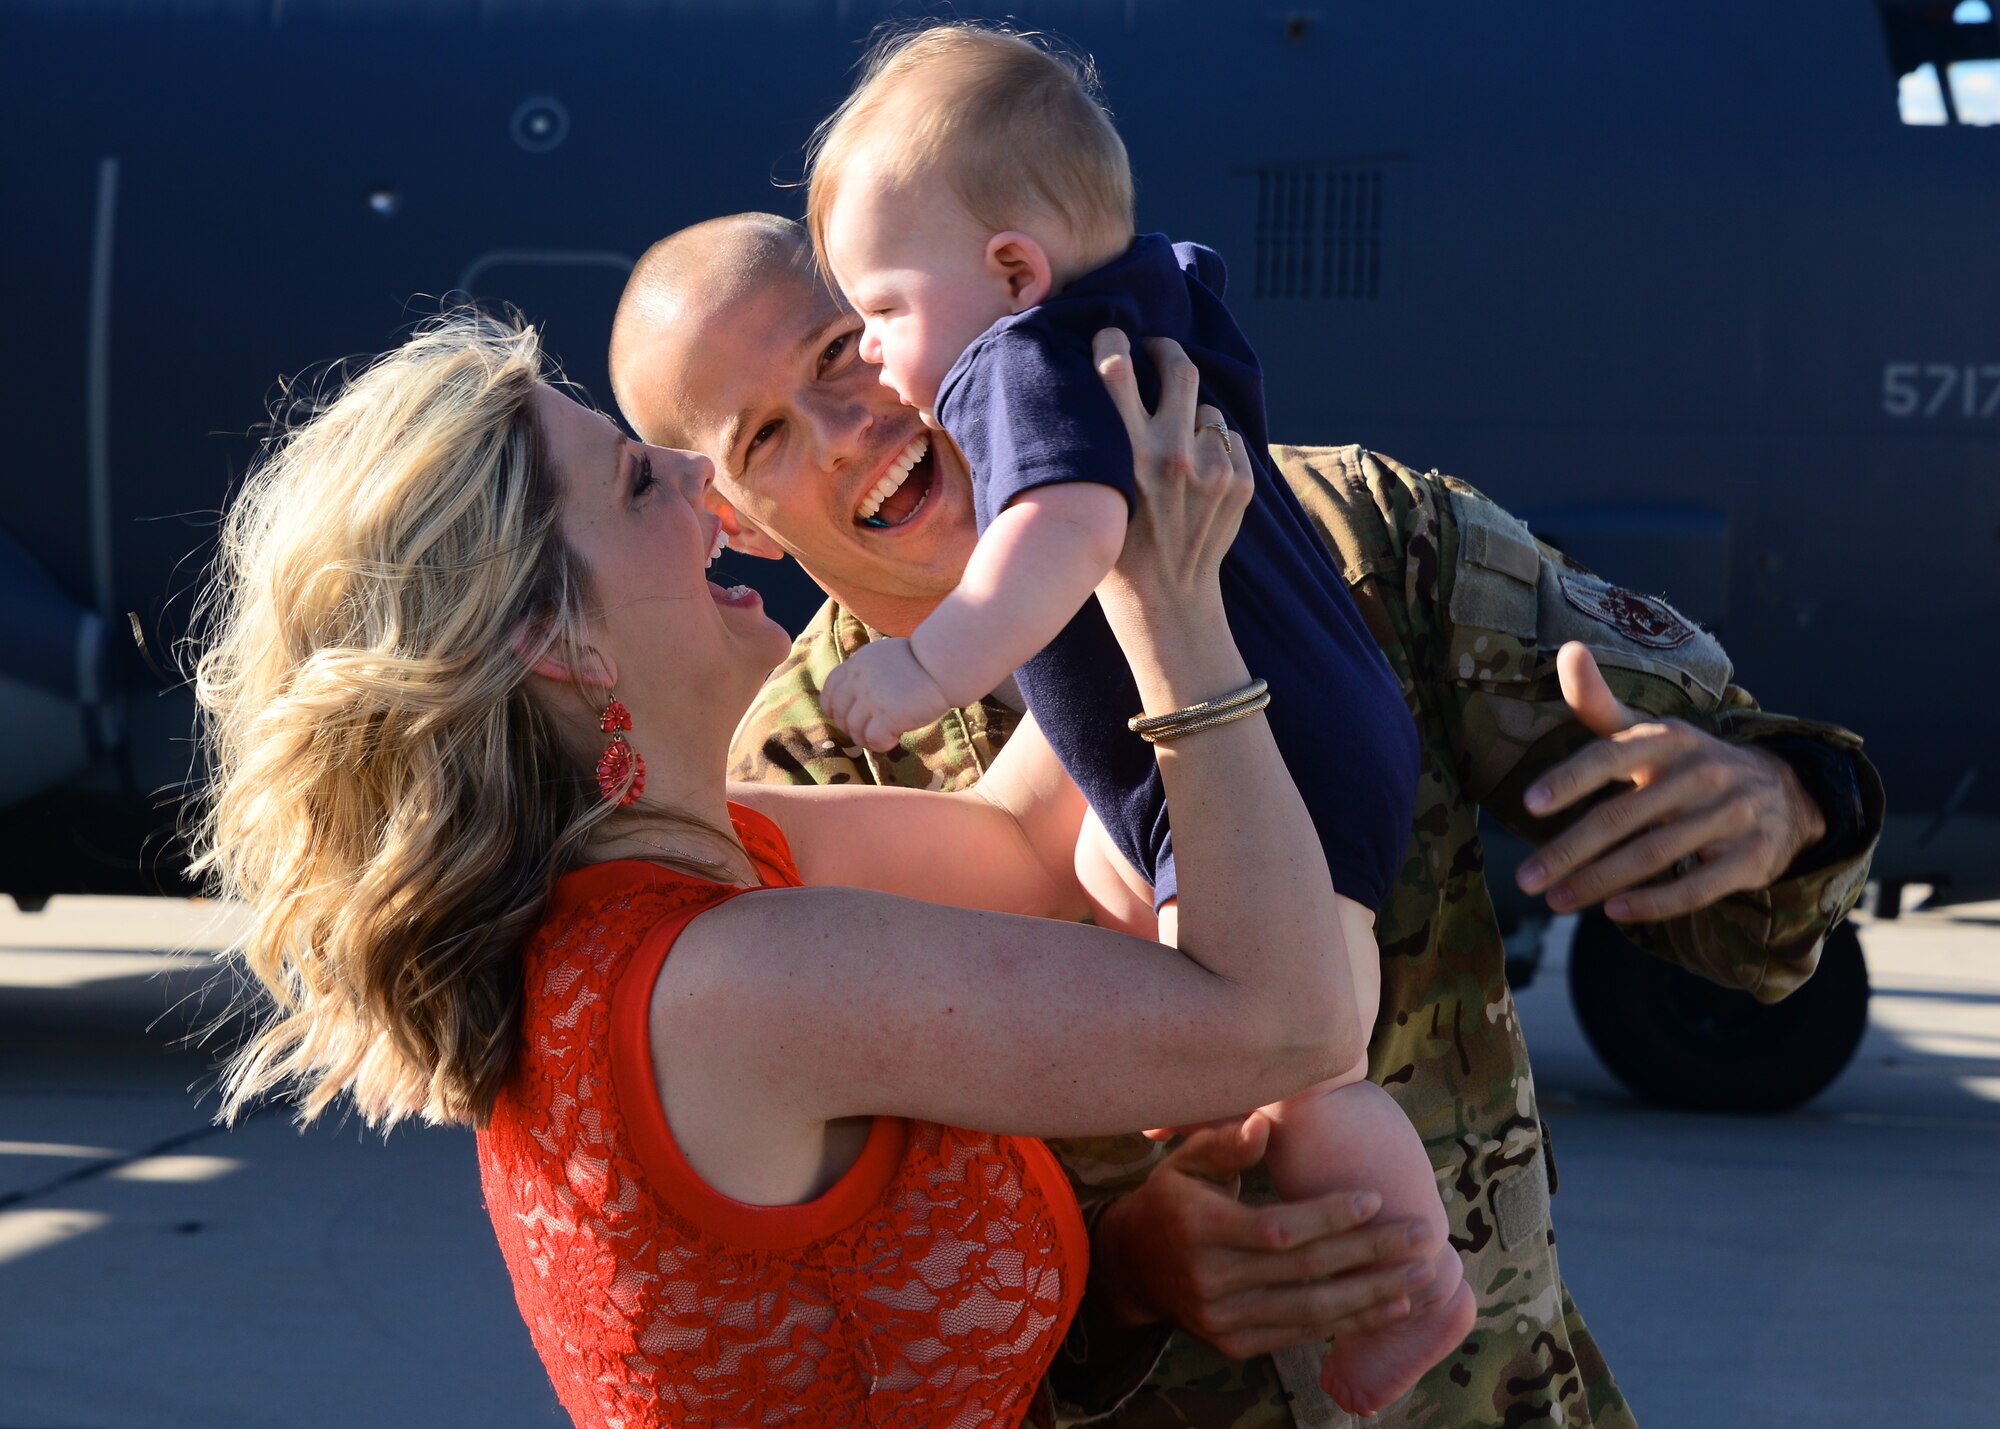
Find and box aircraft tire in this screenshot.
[1567,911,1870,1114]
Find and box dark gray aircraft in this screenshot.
[3,0,1993,1110]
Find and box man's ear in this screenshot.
[706,489,785,561]
[510,623,618,688]
[986,232,1053,311]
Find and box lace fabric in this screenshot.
[477,805,1087,1428]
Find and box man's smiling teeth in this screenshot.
[855,434,930,522]
[705,524,727,567]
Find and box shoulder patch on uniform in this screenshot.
[1556,572,1696,650]
[1540,560,1732,707]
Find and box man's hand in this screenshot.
[1088,1113,1432,1359]
[822,637,951,752]
[1515,642,1828,922]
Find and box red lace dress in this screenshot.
[476,803,1088,1429]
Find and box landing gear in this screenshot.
[1566,910,1870,1113]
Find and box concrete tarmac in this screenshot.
[0,894,1994,1428]
[1515,902,2000,1428]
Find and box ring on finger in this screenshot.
[1199,419,1233,455]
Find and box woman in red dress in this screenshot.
[192,312,1420,1428]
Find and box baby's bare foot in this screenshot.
[1319,1246,1476,1417]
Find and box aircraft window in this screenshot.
[1879,0,2000,124]
[1948,58,2000,120]
[1900,61,1951,122]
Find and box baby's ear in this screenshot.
[510,621,618,688]
[705,487,785,561]
[987,232,1053,311]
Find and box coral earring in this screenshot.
[595,698,644,806]
[597,738,645,806]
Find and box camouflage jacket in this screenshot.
[728,448,1883,1429]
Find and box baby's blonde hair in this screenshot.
[192,310,609,1130]
[807,22,1134,270]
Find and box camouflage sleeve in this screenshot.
[1425,470,1883,1001]
[727,599,877,788]
[729,597,1026,794]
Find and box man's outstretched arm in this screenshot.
[1425,467,1883,996]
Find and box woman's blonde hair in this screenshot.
[193,309,609,1130]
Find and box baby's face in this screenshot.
[824,172,1016,424]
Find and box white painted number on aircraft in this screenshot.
[1883,363,2000,418]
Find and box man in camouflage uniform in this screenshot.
[608,214,1883,1429]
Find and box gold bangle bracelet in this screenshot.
[1128,678,1269,737]
[1137,691,1272,744]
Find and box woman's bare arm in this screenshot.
[667,884,1327,1134]
[725,713,1089,922]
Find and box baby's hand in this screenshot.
[821,638,952,753]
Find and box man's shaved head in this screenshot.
[605,211,980,636]
[609,212,815,445]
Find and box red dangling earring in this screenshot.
[595,697,646,806]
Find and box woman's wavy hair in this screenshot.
[191,308,617,1130]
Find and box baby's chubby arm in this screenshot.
[823,483,1129,751]
[917,483,1130,703]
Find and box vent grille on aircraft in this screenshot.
[1252,166,1384,302]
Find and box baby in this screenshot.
[808,24,1474,1414]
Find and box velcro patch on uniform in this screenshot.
[1446,489,1543,641]
[1556,572,1696,649]
[1492,1151,1551,1252]
[1463,521,1543,586]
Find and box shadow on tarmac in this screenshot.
[0,925,562,1428]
